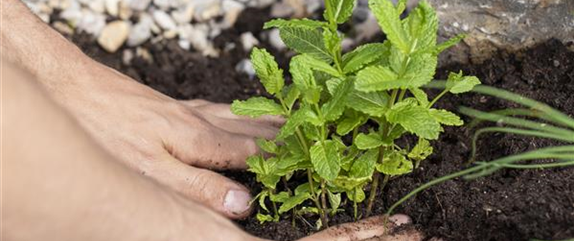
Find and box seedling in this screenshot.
[387,82,574,215]
[232,0,480,228]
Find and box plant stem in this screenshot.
[366,172,380,217]
[307,169,326,226]
[427,89,449,108]
[320,179,329,227]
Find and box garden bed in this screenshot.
[66,7,574,241]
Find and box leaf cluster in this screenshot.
[232,0,480,227]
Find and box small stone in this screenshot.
[127,16,153,46]
[222,0,245,27]
[97,20,131,53]
[153,10,177,30]
[77,11,106,35]
[128,0,151,11]
[118,0,132,20]
[122,49,134,65]
[341,38,354,51]
[235,59,256,78]
[267,29,285,50]
[247,0,274,8]
[38,13,50,23]
[88,0,105,13]
[52,21,74,35]
[270,2,294,18]
[305,0,322,14]
[178,39,191,50]
[136,47,153,63]
[285,0,305,17]
[171,2,195,24]
[153,0,170,9]
[59,0,82,24]
[163,29,178,39]
[194,1,222,22]
[553,59,560,67]
[240,32,259,51]
[105,0,120,16]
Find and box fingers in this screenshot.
[299,215,423,241]
[168,124,257,170]
[145,155,253,219]
[198,114,279,140]
[181,100,285,127]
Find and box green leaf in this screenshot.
[256,139,278,154]
[350,149,379,178]
[341,145,360,171]
[336,111,366,135]
[342,43,391,74]
[410,88,429,106]
[278,27,332,63]
[295,183,318,196]
[408,138,433,162]
[323,27,342,55]
[290,55,315,90]
[433,34,465,55]
[258,191,270,212]
[264,18,326,29]
[386,101,442,139]
[355,132,388,150]
[232,97,284,118]
[283,84,300,110]
[376,151,413,175]
[278,192,312,214]
[256,213,275,224]
[246,155,266,174]
[277,106,319,139]
[327,190,342,215]
[322,78,353,121]
[276,154,307,175]
[400,52,437,89]
[270,191,290,203]
[332,175,370,190]
[430,109,463,126]
[250,48,285,95]
[297,54,341,77]
[405,0,438,52]
[324,0,356,24]
[347,187,365,202]
[369,0,410,53]
[347,89,390,117]
[446,71,481,94]
[310,141,340,181]
[355,65,401,92]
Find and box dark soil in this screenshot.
[62,7,574,241]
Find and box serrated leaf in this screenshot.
[295,183,319,196]
[400,52,437,88]
[347,89,390,117]
[322,78,353,121]
[278,106,319,139]
[336,111,366,135]
[326,78,343,95]
[327,190,342,215]
[290,55,315,90]
[297,54,341,77]
[323,27,342,55]
[256,138,278,154]
[342,43,390,74]
[270,191,290,203]
[276,154,307,175]
[264,18,326,29]
[410,88,429,106]
[258,190,270,212]
[278,27,333,63]
[405,0,438,52]
[250,48,284,95]
[355,132,388,150]
[341,146,360,170]
[324,0,356,24]
[355,65,403,92]
[256,213,275,224]
[446,71,481,94]
[350,149,379,178]
[283,84,300,110]
[386,101,442,139]
[408,138,433,162]
[369,0,410,53]
[278,192,312,214]
[347,187,365,202]
[310,141,340,181]
[332,175,370,190]
[430,109,463,126]
[433,34,465,55]
[376,151,413,175]
[247,155,266,174]
[232,97,284,118]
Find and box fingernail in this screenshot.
[224,189,251,215]
[389,214,412,226]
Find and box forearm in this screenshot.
[0,61,251,241]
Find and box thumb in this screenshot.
[298,215,422,241]
[145,153,253,219]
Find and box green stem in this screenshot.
[320,179,329,227]
[427,89,449,108]
[366,172,380,217]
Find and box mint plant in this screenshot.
[231,0,480,228]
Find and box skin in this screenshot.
[1,0,424,240]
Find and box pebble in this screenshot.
[270,2,294,18]
[267,29,286,50]
[88,0,106,13]
[127,15,153,46]
[153,10,177,30]
[222,0,245,27]
[128,0,151,11]
[77,11,106,35]
[97,20,131,53]
[122,49,134,65]
[171,2,195,24]
[235,59,256,78]
[194,0,222,22]
[240,32,259,51]
[105,0,120,16]
[52,21,74,35]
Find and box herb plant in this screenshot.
[231,0,480,228]
[386,83,574,215]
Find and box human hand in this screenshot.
[51,61,281,219]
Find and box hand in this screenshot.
[55,62,282,219]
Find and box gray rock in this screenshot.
[194,0,222,22]
[77,11,106,35]
[235,59,256,78]
[104,0,119,16]
[267,28,286,50]
[128,0,151,11]
[171,2,195,24]
[240,32,259,51]
[122,49,134,65]
[426,0,574,64]
[271,2,294,18]
[152,10,177,30]
[127,15,153,46]
[222,0,245,27]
